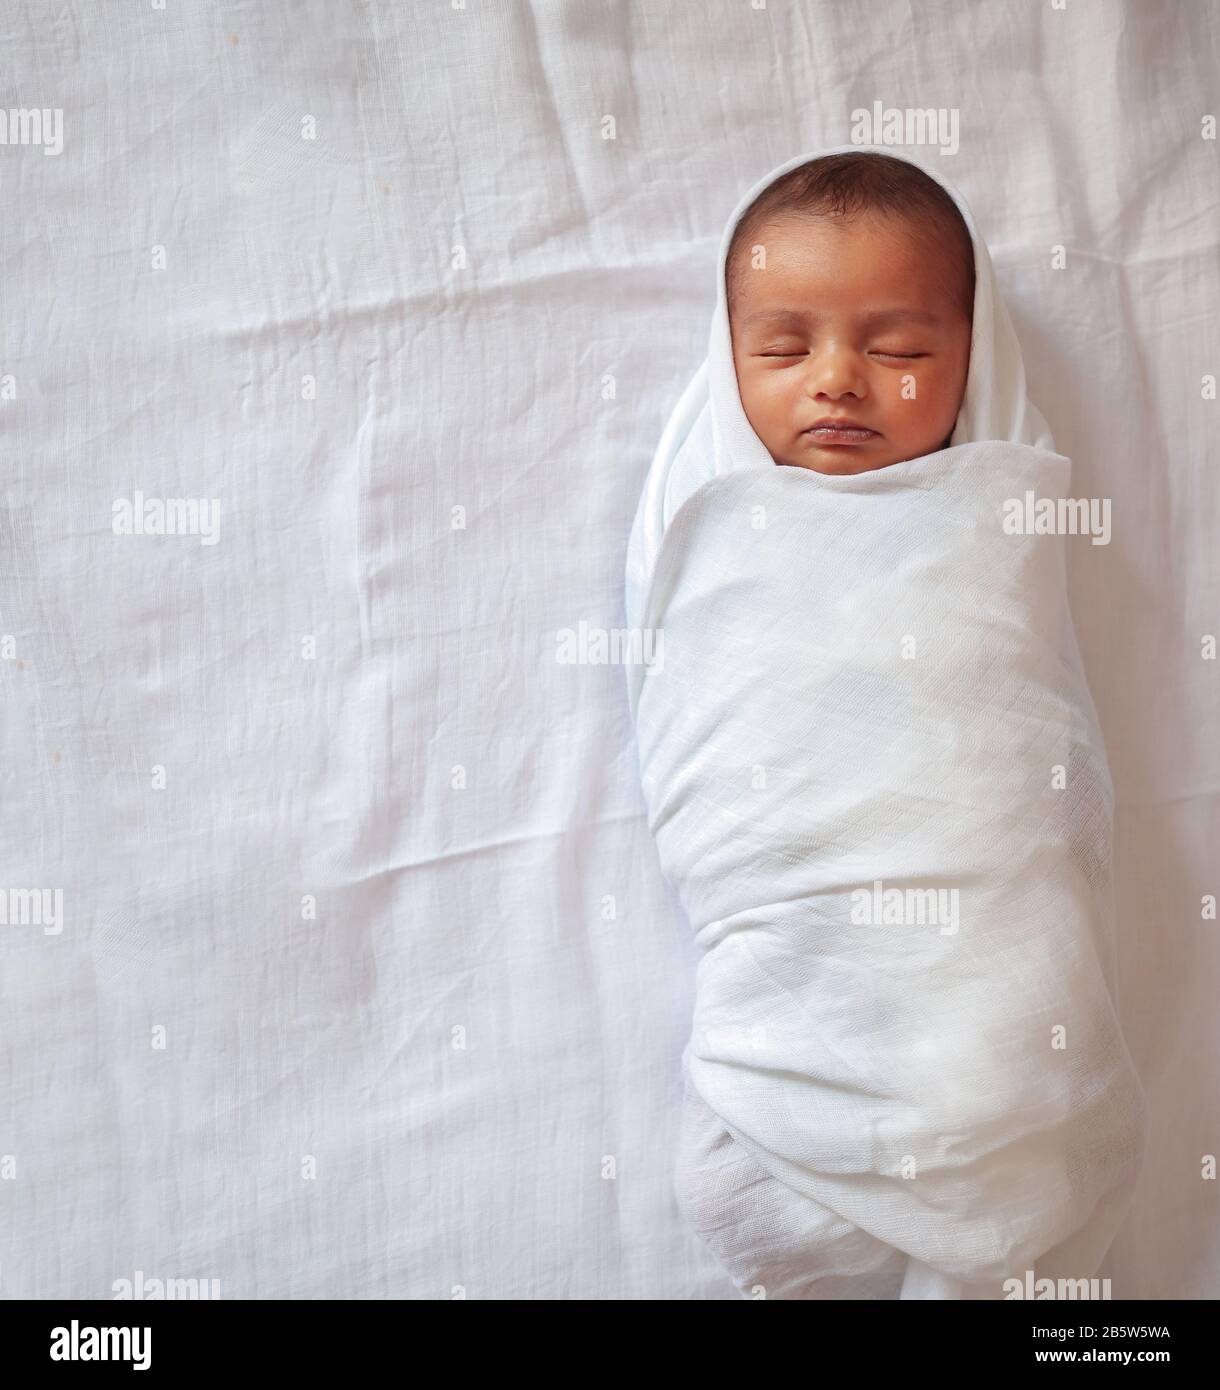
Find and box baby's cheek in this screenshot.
[743,371,793,429]
[893,364,956,422]
[882,367,931,424]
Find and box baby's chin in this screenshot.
[778,451,908,476]
[776,433,955,475]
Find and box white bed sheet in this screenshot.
[1,0,1215,1299]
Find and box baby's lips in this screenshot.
[805,416,878,433]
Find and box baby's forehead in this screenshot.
[736,208,951,274]
[728,209,973,321]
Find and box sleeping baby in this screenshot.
[624,147,1147,1301]
[725,153,973,475]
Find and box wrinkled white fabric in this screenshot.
[624,147,1148,1299]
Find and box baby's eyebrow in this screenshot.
[738,307,943,329]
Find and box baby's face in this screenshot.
[729,213,972,474]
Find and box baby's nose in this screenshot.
[803,348,866,396]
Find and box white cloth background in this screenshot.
[1,0,1215,1299]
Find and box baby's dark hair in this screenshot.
[725,152,976,323]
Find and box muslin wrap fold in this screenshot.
[624,146,1147,1300]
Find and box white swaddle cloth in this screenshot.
[625,146,1147,1300]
